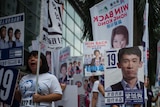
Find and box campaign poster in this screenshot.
[0,13,24,67]
[58,46,70,84]
[90,0,133,48]
[42,0,63,49]
[0,66,19,105]
[83,40,110,76]
[67,56,83,79]
[104,46,144,105]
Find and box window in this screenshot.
[66,29,74,45]
[75,37,81,50]
[74,24,81,38]
[74,49,80,56]
[75,12,81,27]
[67,1,74,19]
[67,14,74,31]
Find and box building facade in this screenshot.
[0,0,85,56]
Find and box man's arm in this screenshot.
[91,92,98,107]
[98,83,105,96]
[152,93,160,102]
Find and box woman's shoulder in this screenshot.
[42,72,57,78]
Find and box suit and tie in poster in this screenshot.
[104,46,144,106]
[0,13,24,67]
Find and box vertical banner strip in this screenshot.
[142,2,149,76]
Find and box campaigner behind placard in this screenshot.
[105,46,144,106]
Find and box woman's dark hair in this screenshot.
[26,51,49,74]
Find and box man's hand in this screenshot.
[157,92,160,96]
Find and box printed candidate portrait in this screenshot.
[111,25,129,49]
[104,46,144,105]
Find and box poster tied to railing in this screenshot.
[0,13,24,67]
[42,0,63,49]
[83,40,110,76]
[104,46,144,105]
[90,0,133,49]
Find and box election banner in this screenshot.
[83,40,110,76]
[142,2,149,76]
[0,13,24,67]
[155,40,160,87]
[90,0,133,48]
[42,0,63,49]
[0,66,19,105]
[104,46,144,105]
[58,46,71,84]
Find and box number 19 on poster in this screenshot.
[106,51,117,69]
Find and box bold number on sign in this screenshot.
[0,69,14,100]
[107,53,116,66]
[0,68,4,86]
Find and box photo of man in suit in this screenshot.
[105,46,144,107]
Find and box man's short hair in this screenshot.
[93,76,99,80]
[0,26,6,31]
[118,46,141,62]
[8,27,13,35]
[14,29,20,35]
[0,26,6,33]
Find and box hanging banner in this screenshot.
[90,0,133,48]
[104,46,144,105]
[155,40,160,87]
[0,13,24,67]
[142,2,149,76]
[83,40,110,76]
[42,0,63,49]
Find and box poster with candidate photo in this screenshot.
[90,0,133,49]
[58,46,70,84]
[0,13,24,67]
[67,56,83,79]
[83,40,110,76]
[104,46,144,105]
